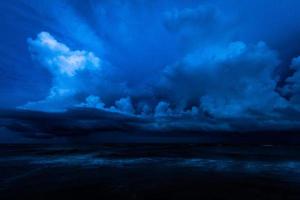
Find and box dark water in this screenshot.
[1,144,300,199]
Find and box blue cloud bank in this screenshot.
[2,0,300,141]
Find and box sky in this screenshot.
[1,0,300,143]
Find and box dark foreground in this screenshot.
[1,144,300,200]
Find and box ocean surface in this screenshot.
[1,144,300,199]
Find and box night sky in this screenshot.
[1,0,300,143]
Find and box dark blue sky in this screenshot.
[1,0,300,142]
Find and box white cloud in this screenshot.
[23,32,105,111]
[28,32,101,77]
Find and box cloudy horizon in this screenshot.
[1,0,300,142]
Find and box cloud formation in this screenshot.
[21,10,292,124]
[160,41,287,117]
[2,108,300,144]
[77,95,105,109]
[282,56,300,110]
[23,32,128,112]
[3,1,300,139]
[199,42,287,118]
[114,97,135,115]
[28,32,101,77]
[0,108,145,138]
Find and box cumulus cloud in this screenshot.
[154,101,172,117]
[23,10,289,123]
[160,4,300,121]
[199,42,288,118]
[282,56,300,110]
[114,97,135,115]
[161,41,287,118]
[22,32,127,112]
[77,95,105,109]
[16,4,300,134]
[159,4,295,120]
[28,32,101,77]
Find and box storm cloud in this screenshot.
[1,0,300,142]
